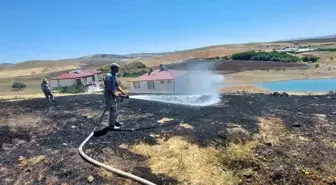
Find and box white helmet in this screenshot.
[110,63,120,68]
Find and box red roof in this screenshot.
[133,69,187,82]
[52,69,101,80]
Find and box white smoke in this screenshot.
[131,61,224,106]
[184,61,224,94]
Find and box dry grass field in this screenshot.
[1,93,335,184]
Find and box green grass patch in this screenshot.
[231,51,301,62]
[59,84,86,93]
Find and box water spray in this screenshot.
[127,67,224,106]
[129,94,220,106]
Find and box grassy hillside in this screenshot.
[0,36,336,96]
[2,36,336,71]
[140,40,336,67]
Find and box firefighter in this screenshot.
[104,63,129,129]
[41,78,55,102]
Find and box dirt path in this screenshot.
[1,94,336,184]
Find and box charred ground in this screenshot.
[0,93,336,184]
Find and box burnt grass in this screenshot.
[1,93,336,185]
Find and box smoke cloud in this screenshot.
[131,60,224,106]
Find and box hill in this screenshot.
[124,52,169,58]
[279,34,336,42]
[63,54,128,62]
[0,63,13,69]
[1,34,335,69]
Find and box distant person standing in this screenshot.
[41,79,55,102]
[148,68,153,75]
[159,64,168,72]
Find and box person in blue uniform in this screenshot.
[104,63,128,129]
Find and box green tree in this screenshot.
[302,56,310,62]
[231,51,300,62]
[98,65,110,73]
[12,82,26,91]
[303,56,319,63]
[310,56,319,63]
[317,48,336,52]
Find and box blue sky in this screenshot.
[0,0,335,63]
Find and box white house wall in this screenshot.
[50,79,75,89]
[50,73,103,92]
[82,76,102,92]
[130,80,175,93]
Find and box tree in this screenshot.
[302,56,319,63]
[302,56,310,62]
[310,56,319,63]
[231,51,300,62]
[12,82,26,92]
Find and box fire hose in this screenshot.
[78,95,157,185]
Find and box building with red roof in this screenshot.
[50,68,103,92]
[130,69,194,93]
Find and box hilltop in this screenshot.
[1,35,335,70]
[0,35,336,95]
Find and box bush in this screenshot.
[231,51,300,62]
[221,56,230,60]
[59,84,86,93]
[331,57,334,60]
[231,51,257,60]
[317,48,336,52]
[124,61,146,69]
[12,82,26,91]
[123,70,147,77]
[98,65,110,73]
[302,56,320,63]
[315,64,319,68]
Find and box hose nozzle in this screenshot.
[118,95,129,102]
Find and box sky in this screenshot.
[0,0,335,63]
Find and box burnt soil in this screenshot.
[1,94,336,185]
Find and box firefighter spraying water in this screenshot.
[79,62,223,185]
[103,63,129,130]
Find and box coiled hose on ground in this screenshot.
[78,128,157,185]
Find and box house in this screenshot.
[50,68,103,92]
[130,69,188,93]
[130,68,220,94]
